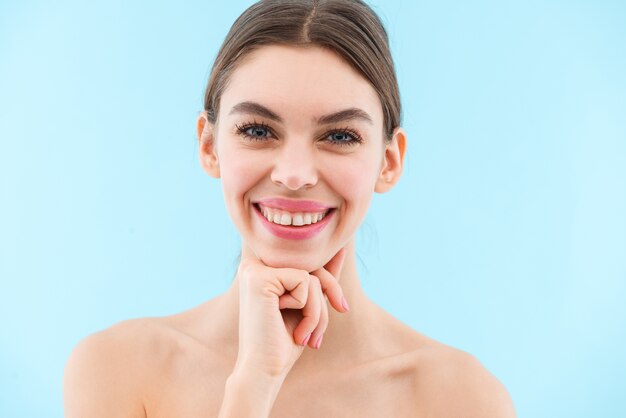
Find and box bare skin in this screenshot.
[63,45,516,417]
[63,239,514,417]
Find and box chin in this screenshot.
[258,252,322,273]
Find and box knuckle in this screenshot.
[309,273,321,287]
[264,279,284,298]
[294,289,307,307]
[296,284,309,306]
[238,262,258,279]
[320,310,329,326]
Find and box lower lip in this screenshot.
[253,204,335,240]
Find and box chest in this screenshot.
[270,366,419,418]
[145,352,421,418]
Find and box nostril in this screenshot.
[270,170,318,190]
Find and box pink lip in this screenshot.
[253,204,335,240]
[255,197,334,212]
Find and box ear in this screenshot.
[197,111,220,178]
[374,127,406,193]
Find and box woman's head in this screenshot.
[204,0,401,142]
[198,0,406,271]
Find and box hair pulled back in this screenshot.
[203,0,401,141]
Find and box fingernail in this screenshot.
[314,335,323,349]
[341,296,350,312]
[302,333,312,346]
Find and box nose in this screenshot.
[270,138,318,191]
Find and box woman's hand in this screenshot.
[233,247,349,379]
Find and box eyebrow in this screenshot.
[228,101,373,125]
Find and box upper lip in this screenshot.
[255,197,334,213]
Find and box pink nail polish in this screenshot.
[302,333,312,346]
[315,335,323,349]
[341,296,350,311]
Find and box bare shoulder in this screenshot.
[63,317,180,418]
[411,338,516,418]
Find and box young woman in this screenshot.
[64,1,516,416]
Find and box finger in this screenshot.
[313,266,349,313]
[323,247,347,279]
[271,268,310,302]
[293,275,322,346]
[308,283,329,349]
[311,248,349,313]
[279,292,306,310]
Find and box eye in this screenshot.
[235,122,364,147]
[235,122,273,141]
[324,128,363,147]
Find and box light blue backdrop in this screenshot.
[1,0,625,417]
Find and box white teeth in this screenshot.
[258,204,329,227]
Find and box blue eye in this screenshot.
[330,132,350,142]
[235,122,363,147]
[247,126,269,138]
[325,129,363,147]
[236,122,272,140]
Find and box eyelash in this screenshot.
[234,120,364,147]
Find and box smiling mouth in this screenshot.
[253,203,335,227]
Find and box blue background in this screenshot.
[1,0,625,416]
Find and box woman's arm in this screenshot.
[414,347,516,418]
[63,330,147,418]
[217,366,286,418]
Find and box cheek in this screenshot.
[219,148,263,193]
[218,148,268,223]
[326,156,378,209]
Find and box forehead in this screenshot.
[220,45,383,125]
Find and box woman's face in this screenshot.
[201,45,400,271]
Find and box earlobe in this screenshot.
[374,127,406,193]
[197,112,221,179]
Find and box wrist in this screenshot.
[228,365,286,391]
[218,367,285,418]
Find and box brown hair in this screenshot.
[203,0,401,141]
